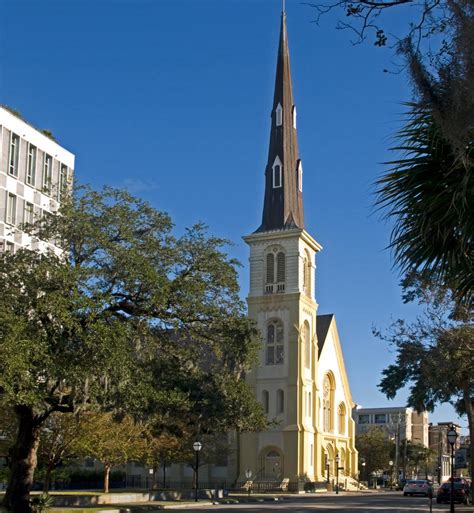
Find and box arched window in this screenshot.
[266,253,274,284]
[303,251,311,296]
[338,402,346,435]
[275,103,283,127]
[266,319,284,365]
[262,390,269,413]
[303,321,311,369]
[265,248,286,293]
[323,373,335,432]
[276,389,284,414]
[276,252,285,283]
[272,156,282,188]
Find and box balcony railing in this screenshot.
[265,282,285,294]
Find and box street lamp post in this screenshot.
[335,454,340,494]
[389,460,394,489]
[245,469,252,497]
[193,441,202,502]
[360,460,366,489]
[447,426,458,513]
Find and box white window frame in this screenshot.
[8,132,20,177]
[275,103,283,127]
[26,143,37,186]
[58,163,68,201]
[24,202,34,225]
[272,156,282,188]
[6,193,17,225]
[42,154,52,192]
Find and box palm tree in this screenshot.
[375,102,473,307]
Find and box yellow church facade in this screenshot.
[238,9,358,490]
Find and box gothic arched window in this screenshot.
[265,248,286,293]
[276,251,285,283]
[275,103,283,127]
[272,156,282,188]
[266,319,284,365]
[297,160,303,192]
[338,402,346,435]
[323,373,335,432]
[303,321,311,369]
[266,253,274,284]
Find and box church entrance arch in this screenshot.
[259,447,283,479]
[326,444,335,475]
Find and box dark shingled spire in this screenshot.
[257,11,304,232]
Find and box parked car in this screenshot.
[436,481,472,505]
[403,479,433,497]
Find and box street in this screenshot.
[167,492,473,512]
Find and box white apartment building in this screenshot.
[353,406,429,447]
[0,106,75,253]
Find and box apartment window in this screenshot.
[6,193,17,225]
[58,163,68,201]
[9,133,20,176]
[374,414,386,424]
[358,414,370,424]
[6,242,14,253]
[42,154,52,191]
[26,144,37,186]
[24,202,34,225]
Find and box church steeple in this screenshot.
[257,10,304,232]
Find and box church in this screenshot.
[238,9,358,489]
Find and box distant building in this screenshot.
[0,106,74,253]
[428,422,462,483]
[353,406,429,447]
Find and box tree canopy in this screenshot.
[0,186,266,513]
[376,272,473,493]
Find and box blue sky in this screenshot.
[1,0,465,430]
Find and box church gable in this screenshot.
[317,314,355,409]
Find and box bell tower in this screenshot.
[240,9,323,485]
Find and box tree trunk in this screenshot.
[3,406,41,513]
[103,464,111,494]
[463,386,474,500]
[43,463,54,492]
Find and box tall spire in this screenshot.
[257,11,304,233]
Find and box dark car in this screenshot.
[436,481,471,505]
